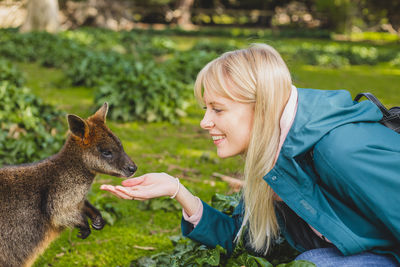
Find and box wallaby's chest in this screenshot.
[51,180,92,207]
[48,181,93,228]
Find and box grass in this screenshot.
[290,63,400,106]
[11,33,400,266]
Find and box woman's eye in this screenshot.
[213,108,222,113]
[101,150,113,158]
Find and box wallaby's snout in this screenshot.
[67,102,137,178]
[126,164,137,177]
[120,153,137,178]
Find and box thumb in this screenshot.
[122,176,145,187]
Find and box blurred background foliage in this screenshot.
[1,0,400,36]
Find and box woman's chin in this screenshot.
[217,150,234,159]
[217,147,246,158]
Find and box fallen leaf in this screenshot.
[133,245,156,250]
[212,172,243,192]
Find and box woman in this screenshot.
[101,44,400,266]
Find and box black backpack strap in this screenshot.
[354,92,400,133]
[354,92,391,117]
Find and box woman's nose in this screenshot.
[200,114,215,129]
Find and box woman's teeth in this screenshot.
[212,136,225,141]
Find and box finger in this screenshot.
[101,185,133,199]
[100,184,113,190]
[102,186,147,201]
[107,188,144,200]
[122,176,145,187]
[100,184,118,192]
[115,185,136,196]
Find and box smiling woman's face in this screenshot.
[200,89,255,158]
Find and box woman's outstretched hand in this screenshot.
[100,172,178,200]
[101,172,200,216]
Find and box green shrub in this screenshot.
[66,49,195,123]
[65,50,129,87]
[347,46,379,65]
[314,54,350,68]
[0,81,65,166]
[280,43,350,68]
[0,58,25,86]
[0,30,87,68]
[129,27,331,39]
[64,36,217,123]
[52,35,194,123]
[192,39,238,54]
[390,53,400,68]
[94,59,192,123]
[166,50,218,84]
[0,29,192,123]
[280,42,390,67]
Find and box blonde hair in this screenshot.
[194,44,292,254]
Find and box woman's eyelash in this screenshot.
[202,106,222,113]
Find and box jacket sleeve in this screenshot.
[313,121,400,241]
[181,199,243,255]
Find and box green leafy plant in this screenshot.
[0,29,198,123]
[210,193,241,215]
[166,50,218,84]
[278,42,395,68]
[390,53,400,68]
[94,59,192,123]
[347,46,379,65]
[0,81,65,166]
[88,191,124,226]
[0,58,25,86]
[0,30,87,68]
[192,39,238,54]
[0,61,65,166]
[65,50,128,87]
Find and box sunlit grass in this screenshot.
[18,62,95,117]
[290,63,400,106]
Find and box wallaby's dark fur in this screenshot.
[0,103,136,267]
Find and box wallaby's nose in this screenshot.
[127,165,137,175]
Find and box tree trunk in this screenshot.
[174,0,195,29]
[20,0,59,33]
[387,12,400,33]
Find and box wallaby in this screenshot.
[0,103,137,267]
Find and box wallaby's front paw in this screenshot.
[77,227,91,239]
[91,215,106,230]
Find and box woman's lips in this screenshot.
[212,135,226,145]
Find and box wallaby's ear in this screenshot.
[67,114,90,140]
[92,102,108,123]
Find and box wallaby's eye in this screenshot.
[101,150,113,158]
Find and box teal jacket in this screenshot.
[181,88,400,262]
